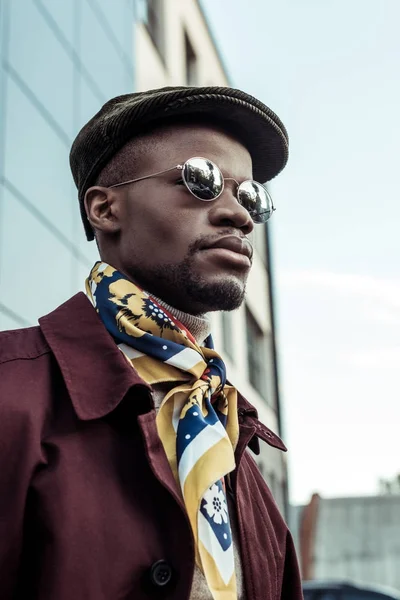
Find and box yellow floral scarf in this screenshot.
[86,262,239,599]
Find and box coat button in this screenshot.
[150,560,173,587]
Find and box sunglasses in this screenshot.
[109,156,275,224]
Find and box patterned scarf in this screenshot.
[86,262,239,599]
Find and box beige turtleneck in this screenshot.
[148,296,245,600]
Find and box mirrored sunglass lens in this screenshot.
[182,158,223,201]
[238,181,274,223]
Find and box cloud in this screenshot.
[279,269,400,304]
[344,347,400,369]
[278,269,400,321]
[278,269,400,370]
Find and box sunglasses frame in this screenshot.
[108,156,275,223]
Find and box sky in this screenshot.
[201,0,400,504]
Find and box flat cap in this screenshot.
[70,85,289,240]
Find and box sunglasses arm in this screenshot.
[108,165,181,189]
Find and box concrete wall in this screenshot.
[295,494,400,590]
[315,495,400,591]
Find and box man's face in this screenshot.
[99,124,255,314]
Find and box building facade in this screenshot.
[294,493,400,591]
[0,0,136,327]
[0,0,288,517]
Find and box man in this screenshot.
[0,86,302,599]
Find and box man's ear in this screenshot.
[84,186,122,236]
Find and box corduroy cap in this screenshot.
[70,85,289,240]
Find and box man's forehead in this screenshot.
[132,121,253,176]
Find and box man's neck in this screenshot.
[148,293,211,346]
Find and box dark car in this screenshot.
[303,580,400,600]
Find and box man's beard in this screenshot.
[129,251,247,314]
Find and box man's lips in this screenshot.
[201,235,253,261]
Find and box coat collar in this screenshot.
[39,292,286,451]
[39,293,151,421]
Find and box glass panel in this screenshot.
[69,172,99,277]
[71,218,100,285]
[0,304,28,331]
[0,0,134,322]
[74,259,99,296]
[73,75,104,264]
[3,75,75,243]
[0,188,73,325]
[35,0,75,47]
[8,0,74,137]
[89,0,135,63]
[77,75,104,130]
[79,0,132,100]
[0,0,10,133]
[0,9,7,181]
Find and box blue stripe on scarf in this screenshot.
[176,399,219,463]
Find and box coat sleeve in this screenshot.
[280,529,304,599]
[0,360,44,598]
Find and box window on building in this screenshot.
[221,311,234,362]
[245,307,268,400]
[249,222,268,266]
[245,307,277,407]
[184,31,197,86]
[140,0,165,60]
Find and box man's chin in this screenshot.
[186,276,246,312]
[129,260,247,314]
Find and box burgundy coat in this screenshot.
[0,293,302,600]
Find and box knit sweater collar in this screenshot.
[149,294,211,347]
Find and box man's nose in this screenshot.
[207,185,254,235]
